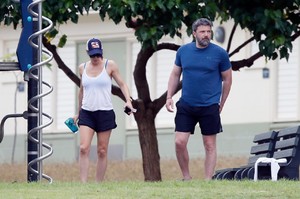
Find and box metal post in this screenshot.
[27,0,38,182]
[37,1,43,181]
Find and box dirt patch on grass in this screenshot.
[0,156,247,183]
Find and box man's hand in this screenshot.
[165,98,174,112]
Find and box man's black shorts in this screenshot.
[175,100,222,135]
[78,109,117,133]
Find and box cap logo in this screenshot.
[91,41,100,49]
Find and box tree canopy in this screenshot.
[2,0,299,66]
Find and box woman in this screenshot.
[74,38,134,182]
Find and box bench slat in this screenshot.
[275,137,299,150]
[253,131,277,143]
[250,143,274,154]
[273,148,296,159]
[277,126,300,138]
[248,153,271,165]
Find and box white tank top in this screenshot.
[81,60,113,111]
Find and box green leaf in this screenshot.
[274,36,285,46]
[45,28,59,39]
[58,34,67,48]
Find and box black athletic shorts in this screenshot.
[175,100,222,135]
[78,109,117,133]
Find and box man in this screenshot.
[166,18,232,180]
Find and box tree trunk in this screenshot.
[134,102,161,181]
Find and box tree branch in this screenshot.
[133,47,153,103]
[229,36,255,58]
[227,22,238,53]
[156,43,180,51]
[230,30,300,71]
[111,84,126,101]
[42,36,80,87]
[291,30,300,41]
[231,52,263,71]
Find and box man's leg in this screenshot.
[175,132,191,180]
[95,130,111,182]
[79,126,94,183]
[202,134,217,180]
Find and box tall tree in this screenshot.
[1,0,299,181]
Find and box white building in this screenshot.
[0,13,299,164]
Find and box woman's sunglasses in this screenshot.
[90,54,101,58]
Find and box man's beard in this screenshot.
[196,37,210,47]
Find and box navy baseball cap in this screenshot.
[86,38,103,56]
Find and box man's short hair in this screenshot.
[192,18,213,32]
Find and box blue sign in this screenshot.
[16,0,33,72]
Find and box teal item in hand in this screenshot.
[64,118,78,133]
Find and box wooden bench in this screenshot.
[255,126,300,180]
[234,130,279,180]
[212,130,278,180]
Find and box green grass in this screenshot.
[1,180,299,199]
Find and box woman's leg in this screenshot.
[95,130,111,182]
[79,125,94,183]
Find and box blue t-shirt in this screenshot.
[175,42,231,106]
